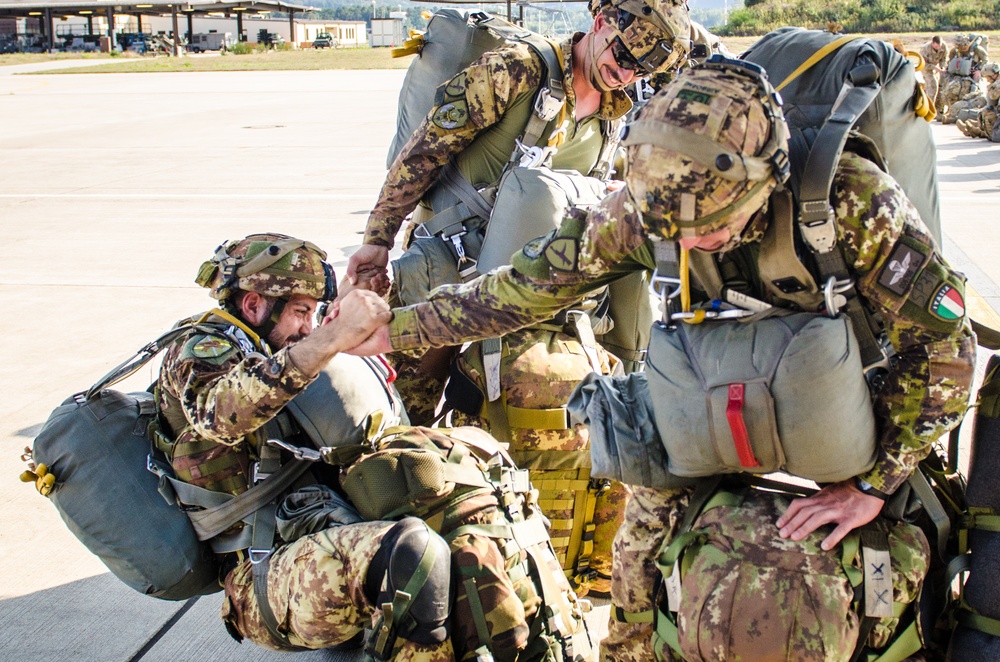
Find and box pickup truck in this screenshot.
[313,33,335,49]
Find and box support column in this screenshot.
[236,12,243,40]
[106,7,116,49]
[288,11,294,47]
[186,13,193,41]
[137,14,143,34]
[171,6,179,56]
[87,15,94,36]
[44,8,53,52]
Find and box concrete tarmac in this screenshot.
[0,65,997,661]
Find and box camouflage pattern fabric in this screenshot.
[957,76,1000,138]
[603,486,694,662]
[390,151,975,500]
[943,83,987,124]
[346,426,591,661]
[450,328,627,594]
[157,318,314,493]
[222,520,454,660]
[364,37,631,250]
[667,489,929,662]
[919,40,949,110]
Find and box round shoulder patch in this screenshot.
[432,101,469,130]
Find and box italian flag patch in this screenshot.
[930,284,965,321]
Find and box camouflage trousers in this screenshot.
[922,70,941,113]
[603,485,694,662]
[222,520,454,660]
[939,77,979,119]
[945,93,986,124]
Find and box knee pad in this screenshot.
[365,517,452,646]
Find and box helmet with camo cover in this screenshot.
[588,0,691,83]
[620,56,790,247]
[954,33,971,50]
[983,62,1000,79]
[196,233,336,303]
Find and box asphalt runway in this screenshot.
[0,65,997,660]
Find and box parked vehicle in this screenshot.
[187,32,234,53]
[313,33,335,49]
[257,29,286,48]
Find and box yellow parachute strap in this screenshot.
[914,83,937,122]
[678,248,706,324]
[775,35,864,92]
[546,38,569,149]
[612,606,654,623]
[199,307,265,351]
[390,31,425,58]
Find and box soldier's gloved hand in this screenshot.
[346,244,390,295]
[775,479,885,551]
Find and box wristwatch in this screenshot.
[855,477,890,501]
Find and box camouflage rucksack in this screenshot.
[340,425,593,662]
[651,482,929,662]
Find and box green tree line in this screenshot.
[718,0,1000,36]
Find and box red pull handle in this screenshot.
[726,384,761,468]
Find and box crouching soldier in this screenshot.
[156,233,590,660]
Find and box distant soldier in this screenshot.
[958,62,1000,140]
[919,35,948,114]
[939,33,989,119]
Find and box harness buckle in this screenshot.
[248,548,272,565]
[822,276,853,318]
[250,462,271,484]
[533,87,563,122]
[265,438,321,462]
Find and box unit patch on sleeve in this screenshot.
[432,101,469,130]
[929,284,965,321]
[522,233,553,260]
[877,243,927,296]
[544,236,579,272]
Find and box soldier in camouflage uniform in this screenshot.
[919,36,948,115]
[345,0,692,425]
[344,0,692,599]
[156,234,457,659]
[957,62,1000,139]
[346,60,976,660]
[938,33,989,120]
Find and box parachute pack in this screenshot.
[21,313,404,603]
[340,425,594,662]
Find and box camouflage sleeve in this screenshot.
[834,154,976,494]
[390,190,654,349]
[160,332,315,446]
[364,45,546,248]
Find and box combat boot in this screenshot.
[364,517,452,660]
[957,119,974,136]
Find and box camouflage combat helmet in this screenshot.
[984,62,1000,79]
[589,0,691,81]
[954,33,971,50]
[621,55,790,246]
[196,233,336,303]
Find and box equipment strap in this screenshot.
[956,607,1000,638]
[907,467,952,561]
[725,384,762,468]
[870,620,922,662]
[439,161,495,222]
[180,458,311,541]
[972,318,1000,350]
[774,35,864,92]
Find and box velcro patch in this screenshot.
[877,243,927,296]
[192,336,234,359]
[432,101,469,130]
[930,284,966,321]
[544,236,579,272]
[522,233,552,260]
[444,72,467,99]
[677,87,713,104]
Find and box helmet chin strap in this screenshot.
[587,29,619,93]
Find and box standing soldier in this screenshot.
[345,0,692,599]
[345,59,976,660]
[920,35,948,115]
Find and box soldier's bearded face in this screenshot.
[268,294,318,348]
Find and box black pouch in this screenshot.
[444,359,485,417]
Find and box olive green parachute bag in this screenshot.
[649,483,929,662]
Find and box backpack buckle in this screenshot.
[248,548,272,565]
